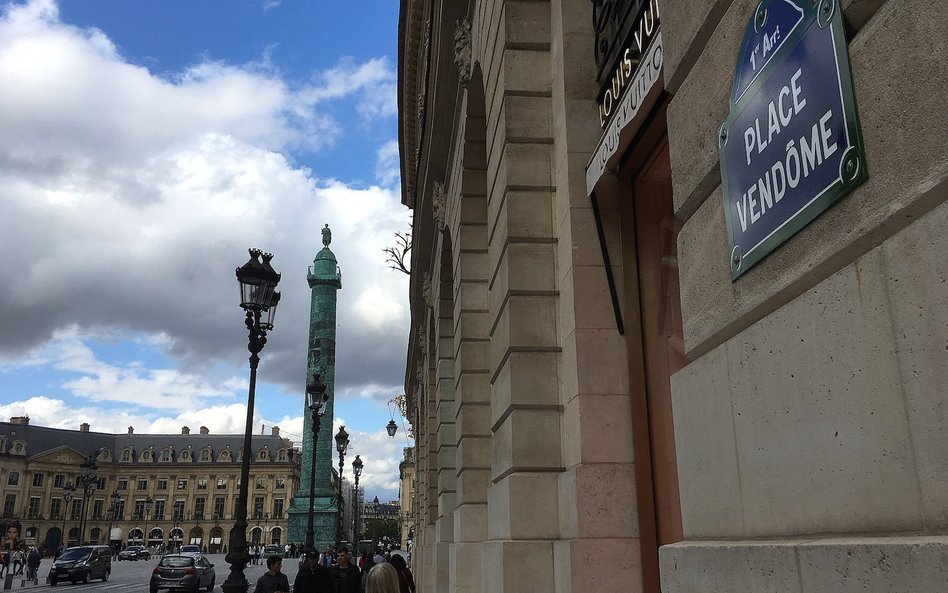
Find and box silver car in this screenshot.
[149,554,215,593]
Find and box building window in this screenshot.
[181,450,190,461]
[0,437,5,453]
[115,500,126,521]
[218,450,231,462]
[157,479,168,490]
[28,496,41,518]
[70,498,82,520]
[173,500,185,520]
[133,499,149,520]
[92,499,104,520]
[7,472,19,486]
[275,478,286,490]
[255,477,267,489]
[121,449,132,462]
[197,478,208,491]
[257,449,269,461]
[177,479,188,490]
[31,473,44,488]
[216,478,227,490]
[141,450,151,462]
[3,494,17,517]
[213,497,225,519]
[118,479,129,491]
[161,449,172,462]
[277,449,287,462]
[272,499,284,518]
[137,479,148,490]
[54,474,65,488]
[253,497,264,519]
[50,498,62,519]
[96,477,106,489]
[194,498,206,519]
[200,449,211,462]
[154,499,165,520]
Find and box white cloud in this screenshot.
[0,0,411,502]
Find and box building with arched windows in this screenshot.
[397,0,947,592]
[0,417,299,554]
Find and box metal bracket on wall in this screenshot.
[590,190,625,334]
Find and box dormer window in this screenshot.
[160,449,172,462]
[257,449,269,462]
[181,450,190,461]
[141,450,152,462]
[276,449,287,462]
[121,448,133,462]
[200,449,211,462]
[218,450,231,462]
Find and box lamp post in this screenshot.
[333,426,349,546]
[106,491,121,548]
[223,248,281,593]
[142,497,154,550]
[76,456,98,545]
[172,511,183,553]
[386,420,398,437]
[61,484,75,549]
[263,513,270,545]
[304,371,329,550]
[351,455,363,545]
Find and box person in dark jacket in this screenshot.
[26,547,41,581]
[254,556,290,593]
[388,555,415,593]
[330,547,360,593]
[294,550,331,593]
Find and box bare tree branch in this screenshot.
[383,228,412,275]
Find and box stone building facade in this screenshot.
[398,447,415,550]
[0,418,299,554]
[397,0,947,592]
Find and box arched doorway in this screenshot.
[169,528,184,553]
[249,527,262,544]
[268,527,282,545]
[148,528,163,550]
[128,528,144,545]
[67,527,79,547]
[208,527,224,554]
[89,527,102,543]
[43,527,61,554]
[188,526,203,548]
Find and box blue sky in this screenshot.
[0,0,413,502]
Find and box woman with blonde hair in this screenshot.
[364,562,399,593]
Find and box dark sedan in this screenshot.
[150,554,216,593]
[118,545,151,561]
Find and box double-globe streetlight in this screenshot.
[351,455,363,545]
[105,491,121,548]
[140,497,154,549]
[61,485,75,548]
[222,248,281,593]
[334,426,349,546]
[304,371,329,551]
[75,456,98,545]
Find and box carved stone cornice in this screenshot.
[422,272,433,309]
[432,181,446,231]
[454,17,472,87]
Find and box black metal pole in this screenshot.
[353,476,359,543]
[305,410,321,550]
[336,454,344,545]
[222,309,266,593]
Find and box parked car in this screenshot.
[263,544,282,557]
[118,545,151,561]
[179,544,202,559]
[150,554,216,593]
[48,545,112,585]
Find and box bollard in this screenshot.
[3,573,13,590]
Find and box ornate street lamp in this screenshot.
[351,455,363,545]
[334,426,349,545]
[385,420,398,437]
[304,371,329,550]
[61,484,76,548]
[223,248,281,593]
[142,497,154,549]
[76,456,98,545]
[106,491,121,547]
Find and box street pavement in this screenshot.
[11,554,300,593]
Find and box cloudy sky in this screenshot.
[0,0,413,501]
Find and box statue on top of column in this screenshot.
[321,224,332,246]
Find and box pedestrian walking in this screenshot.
[363,563,399,593]
[254,556,289,593]
[293,550,331,593]
[26,547,41,581]
[388,555,414,593]
[329,547,360,593]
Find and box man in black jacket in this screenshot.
[330,547,360,593]
[254,556,290,593]
[294,550,331,593]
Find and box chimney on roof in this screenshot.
[200,426,209,435]
[271,426,280,437]
[182,426,190,434]
[128,426,134,434]
[80,422,90,433]
[9,416,29,425]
